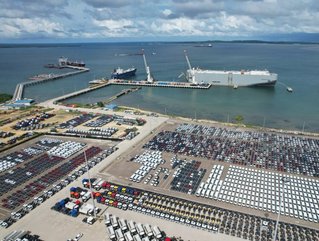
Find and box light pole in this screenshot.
[80,135,97,218]
[83,148,97,217]
[273,177,290,241]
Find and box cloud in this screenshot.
[0,0,318,42]
[82,0,139,8]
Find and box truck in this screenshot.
[65,202,78,210]
[133,234,142,241]
[82,191,91,202]
[107,226,116,239]
[79,205,92,216]
[115,228,124,241]
[119,219,128,231]
[136,223,145,236]
[92,178,102,188]
[124,231,134,241]
[152,226,162,239]
[143,224,153,237]
[128,220,136,234]
[111,215,118,228]
[94,180,105,190]
[104,213,111,226]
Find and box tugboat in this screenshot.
[111,67,137,79]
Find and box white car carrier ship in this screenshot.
[184,51,277,87]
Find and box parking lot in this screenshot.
[58,113,145,140]
[23,172,319,241]
[101,119,319,232]
[0,135,117,221]
[1,111,318,240]
[144,123,319,177]
[197,164,319,222]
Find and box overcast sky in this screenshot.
[0,0,318,42]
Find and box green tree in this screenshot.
[97,102,104,107]
[234,115,244,124]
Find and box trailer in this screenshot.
[104,213,111,226]
[124,231,134,241]
[107,226,116,240]
[143,224,153,237]
[65,202,77,210]
[111,215,118,228]
[128,220,136,233]
[115,228,125,241]
[79,205,92,216]
[119,218,128,231]
[136,223,145,236]
[82,191,91,202]
[152,226,162,239]
[133,234,142,241]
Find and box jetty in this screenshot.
[102,87,141,105]
[108,79,211,89]
[50,82,110,104]
[12,66,89,101]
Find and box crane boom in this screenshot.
[142,49,153,83]
[184,50,192,71]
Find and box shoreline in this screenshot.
[119,105,319,138]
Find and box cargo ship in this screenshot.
[184,51,277,87]
[111,67,137,79]
[58,57,85,67]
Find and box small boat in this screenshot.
[111,67,137,79]
[286,87,293,92]
[194,43,213,47]
[89,79,107,85]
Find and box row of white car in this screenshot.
[130,151,165,183]
[47,141,86,158]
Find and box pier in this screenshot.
[12,66,89,101]
[102,87,141,105]
[108,79,211,89]
[50,82,110,104]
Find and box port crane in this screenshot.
[142,49,154,83]
[184,50,196,83]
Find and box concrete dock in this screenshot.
[50,82,110,104]
[108,79,211,89]
[12,66,89,101]
[102,87,141,105]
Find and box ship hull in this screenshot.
[111,68,136,79]
[187,70,277,87]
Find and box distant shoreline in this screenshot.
[1,40,319,47]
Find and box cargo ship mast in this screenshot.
[142,49,154,83]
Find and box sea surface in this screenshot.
[0,42,318,132]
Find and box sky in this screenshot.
[0,0,318,43]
